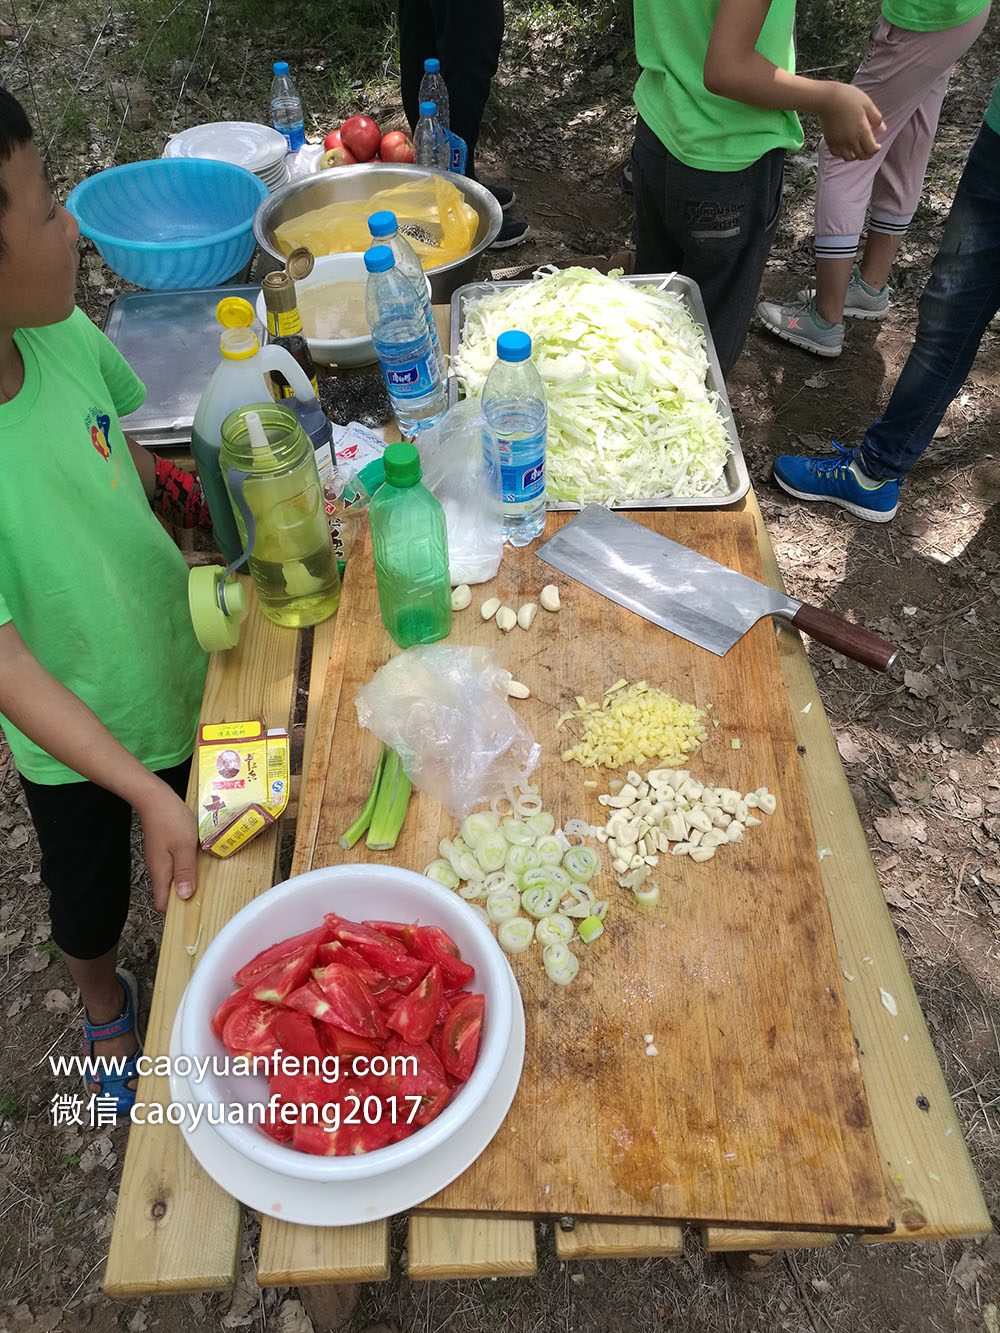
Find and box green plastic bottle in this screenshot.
[369,442,452,648]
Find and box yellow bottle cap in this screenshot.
[216,297,257,329]
[220,327,259,360]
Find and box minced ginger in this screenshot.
[557,679,707,769]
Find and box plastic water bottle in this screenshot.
[368,209,445,377]
[481,330,548,545]
[369,441,452,648]
[364,245,446,438]
[414,100,449,171]
[419,59,450,130]
[270,61,305,152]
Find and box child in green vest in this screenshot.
[0,87,208,1114]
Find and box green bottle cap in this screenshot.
[383,441,421,487]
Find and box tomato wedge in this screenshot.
[440,993,484,1082]
[409,925,475,987]
[211,986,254,1041]
[362,919,419,951]
[311,963,388,1041]
[252,946,317,1004]
[366,1034,452,1127]
[223,999,283,1058]
[316,941,388,991]
[233,925,331,987]
[387,963,442,1045]
[317,1023,381,1061]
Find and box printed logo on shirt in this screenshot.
[85,406,122,490]
[86,408,113,461]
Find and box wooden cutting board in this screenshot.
[296,509,891,1232]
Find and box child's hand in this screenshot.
[820,84,885,161]
[138,786,199,912]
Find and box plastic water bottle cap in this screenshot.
[216,296,256,329]
[382,441,421,487]
[497,330,532,363]
[364,245,395,274]
[272,61,289,76]
[424,58,440,73]
[368,210,398,238]
[419,101,437,117]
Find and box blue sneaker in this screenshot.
[773,442,900,522]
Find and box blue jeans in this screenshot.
[859,119,1000,480]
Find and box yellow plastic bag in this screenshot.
[274,175,478,270]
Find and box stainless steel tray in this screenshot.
[103,285,263,448]
[448,271,749,509]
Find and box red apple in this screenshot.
[380,130,415,163]
[322,144,357,168]
[340,114,381,162]
[323,128,343,152]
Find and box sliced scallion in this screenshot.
[423,858,459,889]
[563,846,600,882]
[535,914,575,946]
[543,942,579,985]
[498,918,534,954]
[522,884,560,918]
[338,745,386,849]
[577,915,605,944]
[475,829,509,873]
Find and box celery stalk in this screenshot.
[366,747,412,851]
[339,745,386,849]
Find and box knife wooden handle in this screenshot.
[790,603,899,672]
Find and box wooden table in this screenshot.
[104,327,990,1318]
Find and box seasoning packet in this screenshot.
[196,719,290,857]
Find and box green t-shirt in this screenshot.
[986,75,1000,135]
[0,308,207,784]
[881,0,989,31]
[633,0,804,172]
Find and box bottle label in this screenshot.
[276,123,305,151]
[375,346,439,400]
[446,130,468,175]
[498,431,546,504]
[267,309,304,338]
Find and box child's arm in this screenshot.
[704,0,886,161]
[125,435,213,531]
[0,620,198,911]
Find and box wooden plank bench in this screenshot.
[105,330,989,1314]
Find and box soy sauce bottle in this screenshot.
[261,269,319,399]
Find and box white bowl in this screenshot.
[255,252,432,369]
[179,863,514,1182]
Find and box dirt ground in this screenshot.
[1,10,998,1333]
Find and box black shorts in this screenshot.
[19,758,191,960]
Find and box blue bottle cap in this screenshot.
[424,58,440,73]
[419,101,437,117]
[368,210,398,238]
[497,330,532,363]
[272,60,289,76]
[364,245,395,274]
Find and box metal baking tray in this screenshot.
[448,272,749,509]
[102,285,263,448]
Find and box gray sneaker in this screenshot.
[756,296,844,357]
[794,264,890,320]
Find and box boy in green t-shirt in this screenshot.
[0,88,209,1114]
[632,0,885,377]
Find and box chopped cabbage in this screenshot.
[452,266,733,503]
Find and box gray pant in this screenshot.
[632,115,784,379]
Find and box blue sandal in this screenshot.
[82,968,144,1115]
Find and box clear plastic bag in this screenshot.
[354,645,540,820]
[417,397,504,584]
[274,176,478,269]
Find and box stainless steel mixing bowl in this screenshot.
[253,163,503,304]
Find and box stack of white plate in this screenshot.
[163,121,290,192]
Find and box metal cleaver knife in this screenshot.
[537,504,899,672]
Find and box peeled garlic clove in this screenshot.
[517,602,538,630]
[539,584,561,612]
[480,596,501,621]
[451,584,472,611]
[495,605,517,632]
[507,679,530,698]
